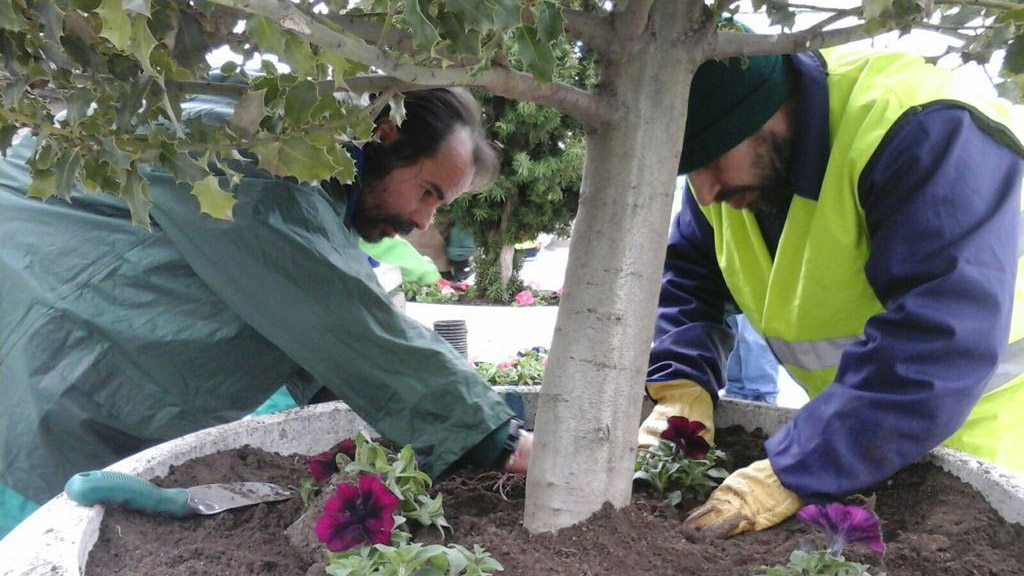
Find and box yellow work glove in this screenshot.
[638,379,714,449]
[683,458,802,538]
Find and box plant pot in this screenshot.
[3,391,1022,576]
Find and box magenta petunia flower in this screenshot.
[659,415,711,459]
[796,503,886,557]
[315,474,400,552]
[307,438,357,482]
[514,290,535,306]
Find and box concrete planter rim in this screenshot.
[3,392,1022,576]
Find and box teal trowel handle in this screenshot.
[64,470,191,517]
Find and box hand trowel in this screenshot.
[64,470,292,517]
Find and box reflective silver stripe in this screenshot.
[765,334,865,371]
[985,338,1024,394]
[768,333,1024,395]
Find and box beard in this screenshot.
[351,179,416,242]
[717,131,793,214]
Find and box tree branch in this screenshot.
[706,24,881,59]
[203,0,606,126]
[934,0,1019,9]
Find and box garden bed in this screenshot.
[84,426,1024,576]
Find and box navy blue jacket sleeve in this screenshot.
[767,106,1023,500]
[647,188,736,398]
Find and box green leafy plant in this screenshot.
[474,346,548,386]
[403,279,472,304]
[757,550,882,576]
[633,417,728,506]
[633,438,730,506]
[325,542,503,576]
[309,433,503,575]
[512,288,560,307]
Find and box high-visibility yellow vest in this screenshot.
[698,46,1024,472]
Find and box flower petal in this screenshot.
[335,438,357,460]
[308,450,341,482]
[360,474,400,516]
[683,436,711,459]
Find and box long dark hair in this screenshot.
[362,88,499,192]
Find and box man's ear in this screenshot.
[375,119,399,143]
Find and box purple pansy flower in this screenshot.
[315,474,400,552]
[307,438,357,482]
[659,415,711,459]
[796,503,886,557]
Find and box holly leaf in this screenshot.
[493,0,521,30]
[445,0,496,29]
[247,14,286,55]
[326,144,357,184]
[535,1,563,44]
[284,80,318,127]
[121,167,152,229]
[0,0,30,31]
[64,87,95,126]
[0,124,18,155]
[283,35,315,78]
[229,89,266,140]
[437,11,481,58]
[53,147,84,200]
[1006,36,1024,75]
[160,145,210,183]
[515,27,555,82]
[404,0,441,51]
[98,0,132,51]
[27,169,57,200]
[128,16,159,74]
[190,175,236,220]
[277,137,338,182]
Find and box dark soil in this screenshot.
[85,427,1024,576]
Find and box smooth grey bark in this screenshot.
[523,1,706,533]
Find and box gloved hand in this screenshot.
[505,430,532,474]
[637,379,714,448]
[683,458,802,538]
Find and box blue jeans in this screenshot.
[725,314,779,403]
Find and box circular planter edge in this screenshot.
[2,392,1022,576]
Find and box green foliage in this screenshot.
[319,433,503,576]
[445,40,592,300]
[633,439,730,506]
[325,542,504,576]
[474,346,548,386]
[402,279,471,304]
[756,550,885,576]
[295,475,320,508]
[344,433,451,538]
[0,0,565,227]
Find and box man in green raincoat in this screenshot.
[0,87,528,537]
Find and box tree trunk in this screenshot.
[498,243,515,289]
[497,198,516,289]
[524,0,706,533]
